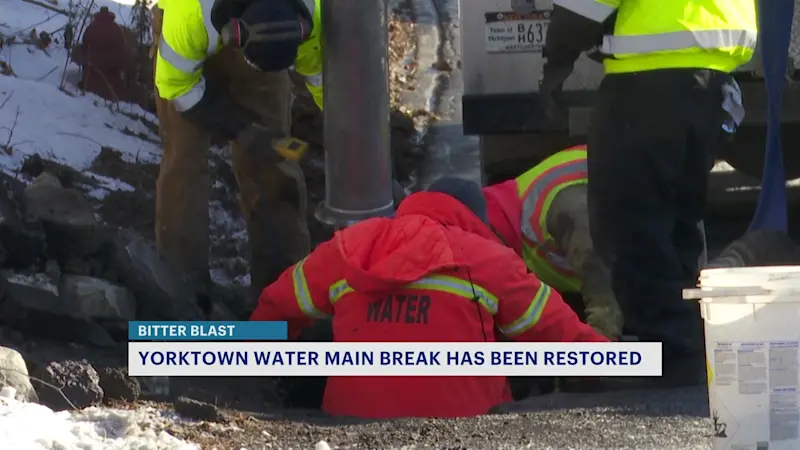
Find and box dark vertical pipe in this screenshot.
[316,0,395,228]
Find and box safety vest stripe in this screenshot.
[199,0,220,56]
[158,38,204,74]
[329,279,353,304]
[600,29,757,56]
[305,73,323,87]
[327,275,499,315]
[499,283,551,337]
[172,77,206,112]
[408,275,499,315]
[521,159,587,245]
[527,173,585,272]
[524,240,575,277]
[292,257,331,319]
[529,169,587,244]
[554,0,617,23]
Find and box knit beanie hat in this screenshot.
[427,176,489,224]
[222,0,305,72]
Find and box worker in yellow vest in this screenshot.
[150,0,322,302]
[483,145,622,341]
[540,0,757,386]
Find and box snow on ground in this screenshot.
[0,0,160,175]
[0,394,199,449]
[1,0,251,286]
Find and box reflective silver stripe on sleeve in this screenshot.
[305,73,322,86]
[199,0,220,55]
[553,0,616,23]
[158,37,204,73]
[172,77,206,112]
[600,29,757,55]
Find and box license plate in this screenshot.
[485,11,550,54]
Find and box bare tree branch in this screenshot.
[20,0,69,15]
[0,365,87,416]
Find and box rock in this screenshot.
[110,229,204,320]
[315,441,332,450]
[0,270,115,348]
[96,319,129,341]
[208,300,237,321]
[44,259,61,284]
[59,275,136,320]
[97,366,140,402]
[0,175,47,269]
[0,346,38,402]
[137,376,170,398]
[173,396,221,421]
[32,360,104,410]
[23,173,109,259]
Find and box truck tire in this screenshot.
[721,124,800,180]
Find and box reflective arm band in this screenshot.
[292,257,330,319]
[159,37,204,73]
[553,0,617,23]
[172,77,206,112]
[500,284,552,337]
[600,29,757,55]
[305,73,322,87]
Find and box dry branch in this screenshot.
[20,0,69,15]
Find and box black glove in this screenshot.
[539,60,574,121]
[180,79,251,140]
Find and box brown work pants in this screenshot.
[151,8,310,300]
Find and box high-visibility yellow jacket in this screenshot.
[155,0,323,111]
[554,0,757,73]
[483,146,587,293]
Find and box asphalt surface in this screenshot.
[225,386,710,449]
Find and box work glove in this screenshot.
[179,79,252,140]
[539,61,573,121]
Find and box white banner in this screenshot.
[128,342,662,377]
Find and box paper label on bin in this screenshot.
[709,341,800,447]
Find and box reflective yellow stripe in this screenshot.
[554,0,617,23]
[292,257,330,319]
[409,275,498,315]
[172,78,205,112]
[158,37,203,73]
[326,274,499,315]
[601,29,757,56]
[329,279,353,304]
[499,284,551,337]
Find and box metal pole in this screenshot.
[315,0,395,228]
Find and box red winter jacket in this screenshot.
[251,192,607,419]
[483,180,524,257]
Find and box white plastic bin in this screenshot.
[684,266,800,450]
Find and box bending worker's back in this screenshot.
[250,177,608,419]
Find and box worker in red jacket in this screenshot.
[251,177,608,419]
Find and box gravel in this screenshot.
[155,386,711,449]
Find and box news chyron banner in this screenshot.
[128,321,663,376]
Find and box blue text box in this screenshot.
[128,321,288,341]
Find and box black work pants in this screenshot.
[587,69,727,361]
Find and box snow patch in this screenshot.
[1,0,160,187]
[0,396,200,449]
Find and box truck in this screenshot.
[459,0,800,184]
